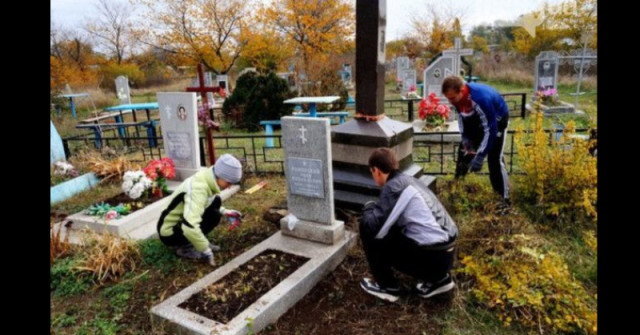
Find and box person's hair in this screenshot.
[368,148,399,174]
[442,76,465,94]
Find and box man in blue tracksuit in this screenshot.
[442,76,510,207]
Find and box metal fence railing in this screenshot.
[63,126,593,176]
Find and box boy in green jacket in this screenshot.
[156,154,243,265]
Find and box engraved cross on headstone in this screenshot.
[442,38,473,78]
[299,125,308,144]
[164,105,172,121]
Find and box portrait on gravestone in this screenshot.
[537,60,556,91]
[177,106,187,120]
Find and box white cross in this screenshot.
[298,125,307,144]
[442,38,473,78]
[164,105,172,120]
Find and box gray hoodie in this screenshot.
[361,171,458,246]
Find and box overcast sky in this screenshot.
[51,0,565,40]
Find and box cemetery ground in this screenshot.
[52,76,596,334]
[51,174,597,335]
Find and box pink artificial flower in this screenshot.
[105,210,118,220]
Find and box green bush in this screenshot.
[223,71,295,131]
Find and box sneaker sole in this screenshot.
[360,282,399,302]
[419,281,455,298]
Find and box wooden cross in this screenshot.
[185,63,221,165]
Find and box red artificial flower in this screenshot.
[418,93,450,127]
[144,158,176,181]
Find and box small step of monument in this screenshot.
[150,231,357,335]
[419,174,437,192]
[334,174,436,211]
[334,189,379,211]
[525,103,584,116]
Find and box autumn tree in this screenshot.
[469,35,489,53]
[386,37,426,61]
[85,0,134,65]
[513,0,596,58]
[134,0,250,74]
[51,23,101,89]
[469,24,514,48]
[549,0,597,49]
[386,40,405,62]
[237,22,294,73]
[129,47,176,87]
[410,2,467,59]
[261,0,354,72]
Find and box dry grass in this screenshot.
[50,221,72,264]
[473,54,597,91]
[66,86,118,111]
[130,78,192,97]
[75,230,141,284]
[80,151,140,184]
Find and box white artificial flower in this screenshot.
[141,177,153,188]
[122,170,153,199]
[131,183,146,197]
[123,171,135,182]
[129,188,143,199]
[133,171,146,180]
[122,180,133,193]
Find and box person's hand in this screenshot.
[469,157,483,172]
[223,209,243,231]
[462,139,473,152]
[455,160,470,179]
[202,248,216,266]
[222,209,243,218]
[208,242,221,252]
